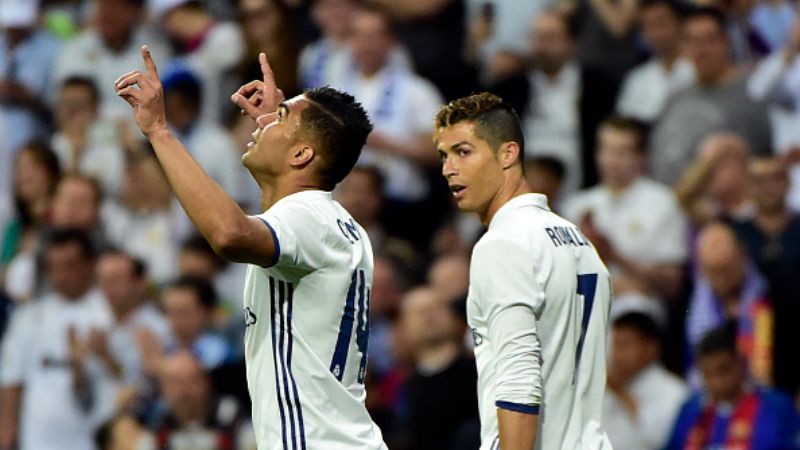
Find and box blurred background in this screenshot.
[0,0,799,449]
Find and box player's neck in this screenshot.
[480,175,533,225]
[259,177,328,211]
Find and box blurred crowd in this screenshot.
[1,0,800,449]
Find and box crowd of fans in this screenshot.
[1,0,800,448]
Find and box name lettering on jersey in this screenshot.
[244,306,257,327]
[471,328,484,347]
[337,218,361,244]
[544,226,590,248]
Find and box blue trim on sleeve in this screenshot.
[257,217,281,267]
[496,401,540,415]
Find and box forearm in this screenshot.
[146,128,252,254]
[497,408,539,450]
[0,386,21,448]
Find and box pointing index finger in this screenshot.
[141,45,159,80]
[259,52,276,87]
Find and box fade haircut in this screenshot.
[599,115,649,154]
[301,87,373,189]
[435,92,525,164]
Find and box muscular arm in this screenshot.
[115,46,275,266]
[498,408,539,450]
[0,386,21,449]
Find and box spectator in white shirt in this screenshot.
[51,0,170,121]
[298,0,359,89]
[616,0,694,123]
[603,300,688,450]
[563,116,689,301]
[0,228,116,450]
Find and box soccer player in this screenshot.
[115,46,386,449]
[434,93,613,450]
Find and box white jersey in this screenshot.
[467,194,613,450]
[242,190,386,450]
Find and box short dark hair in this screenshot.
[640,0,685,19]
[696,321,738,359]
[349,165,385,193]
[61,76,100,107]
[685,6,728,33]
[435,92,525,164]
[526,156,566,181]
[101,247,147,278]
[181,234,226,270]
[168,275,218,310]
[45,227,96,259]
[301,87,373,189]
[599,115,649,154]
[613,312,662,344]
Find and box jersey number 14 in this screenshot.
[330,269,370,384]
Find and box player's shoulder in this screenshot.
[264,191,335,221]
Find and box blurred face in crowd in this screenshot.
[124,157,172,210]
[56,83,98,134]
[683,15,731,85]
[163,287,210,346]
[312,0,356,41]
[698,350,746,403]
[596,125,643,191]
[164,90,200,132]
[159,352,211,425]
[371,257,404,317]
[350,9,395,76]
[427,254,470,302]
[400,287,457,352]
[98,253,146,318]
[640,3,682,57]
[46,241,95,299]
[179,250,220,278]
[609,324,659,383]
[530,12,574,76]
[702,135,750,201]
[749,157,789,215]
[336,168,382,227]
[241,0,281,43]
[436,122,513,221]
[51,177,100,230]
[525,160,564,203]
[698,224,745,299]
[14,148,56,205]
[95,0,142,50]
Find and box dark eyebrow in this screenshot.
[451,141,473,150]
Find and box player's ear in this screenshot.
[289,143,315,168]
[500,142,521,170]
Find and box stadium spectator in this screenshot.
[563,117,689,301]
[675,133,755,226]
[299,0,359,89]
[336,165,389,249]
[0,228,116,450]
[616,0,694,123]
[732,155,800,396]
[161,67,245,202]
[161,276,232,370]
[751,0,796,52]
[664,324,800,450]
[524,156,566,209]
[51,175,105,239]
[399,286,479,450]
[650,6,772,185]
[522,10,618,193]
[96,250,172,407]
[148,351,253,450]
[51,77,125,197]
[51,0,170,120]
[723,0,771,64]
[152,0,244,122]
[426,253,470,304]
[0,0,61,208]
[688,222,772,385]
[2,143,61,303]
[102,150,184,285]
[239,0,301,99]
[603,304,688,450]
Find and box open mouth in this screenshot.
[450,184,466,199]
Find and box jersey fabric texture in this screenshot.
[242,190,386,450]
[467,193,613,450]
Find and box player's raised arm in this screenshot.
[115,45,275,266]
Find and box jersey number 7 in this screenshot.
[573,273,598,384]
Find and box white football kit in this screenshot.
[242,190,387,450]
[467,194,613,450]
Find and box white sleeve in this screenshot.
[473,239,545,411]
[258,203,331,272]
[0,304,37,386]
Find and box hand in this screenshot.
[231,53,285,127]
[115,45,168,138]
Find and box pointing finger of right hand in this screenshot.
[259,53,276,88]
